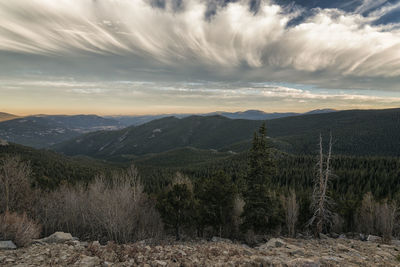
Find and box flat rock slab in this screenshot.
[0,241,16,250]
[39,232,73,244]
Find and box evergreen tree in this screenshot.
[241,123,281,233]
[196,171,236,237]
[157,182,195,240]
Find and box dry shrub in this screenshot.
[357,192,375,235]
[356,192,398,242]
[281,189,299,237]
[0,156,34,214]
[375,201,397,243]
[172,172,193,191]
[231,196,245,237]
[35,165,164,243]
[0,211,41,247]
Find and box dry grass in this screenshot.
[0,211,41,247]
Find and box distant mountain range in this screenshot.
[2,108,398,158]
[0,112,18,122]
[0,115,123,148]
[206,109,336,120]
[0,109,335,148]
[107,109,337,126]
[53,108,400,161]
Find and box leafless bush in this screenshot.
[0,211,41,247]
[281,190,299,237]
[0,156,33,213]
[172,172,193,191]
[356,192,375,235]
[375,200,397,243]
[231,195,245,238]
[356,192,398,242]
[35,164,164,243]
[135,200,165,241]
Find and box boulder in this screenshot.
[359,233,367,241]
[0,139,8,146]
[319,233,329,239]
[0,241,17,250]
[288,258,320,267]
[77,255,101,267]
[91,241,101,247]
[367,235,381,242]
[153,260,168,266]
[391,239,400,246]
[261,238,286,249]
[330,232,339,238]
[296,233,304,239]
[211,236,232,243]
[40,232,73,244]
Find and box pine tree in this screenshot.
[241,123,281,233]
[196,171,236,237]
[157,179,195,240]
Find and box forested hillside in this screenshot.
[0,142,119,189]
[53,116,263,159]
[53,108,400,160]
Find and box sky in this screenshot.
[0,0,400,115]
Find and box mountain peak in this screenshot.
[0,112,18,122]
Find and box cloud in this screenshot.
[10,78,400,103]
[2,76,400,114]
[0,0,399,91]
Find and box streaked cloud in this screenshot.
[0,0,399,114]
[1,78,399,115]
[0,1,399,78]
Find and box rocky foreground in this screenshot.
[1,234,400,266]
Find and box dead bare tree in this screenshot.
[309,133,335,237]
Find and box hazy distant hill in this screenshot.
[53,108,400,159]
[0,112,18,122]
[206,110,298,120]
[0,115,123,148]
[109,109,336,126]
[106,114,188,127]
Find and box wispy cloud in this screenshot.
[1,0,400,114]
[0,0,399,80]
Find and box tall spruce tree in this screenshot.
[157,182,195,240]
[241,123,280,233]
[196,171,236,237]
